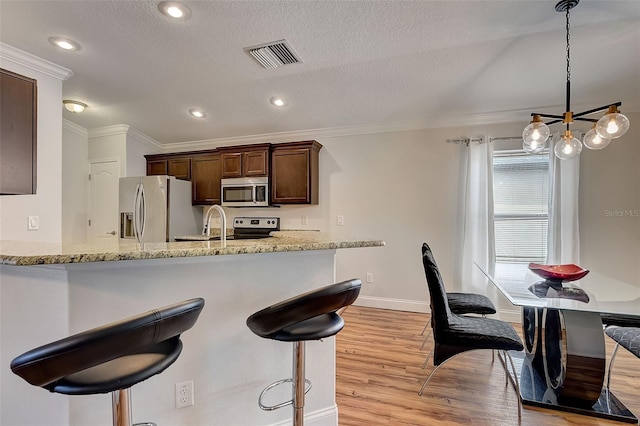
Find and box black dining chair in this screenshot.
[10,298,205,426]
[421,293,496,335]
[604,326,640,393]
[600,313,640,392]
[419,243,524,417]
[601,313,640,328]
[420,291,496,350]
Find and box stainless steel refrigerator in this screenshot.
[119,176,203,243]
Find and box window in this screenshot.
[493,150,549,264]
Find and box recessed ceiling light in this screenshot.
[49,37,80,51]
[189,109,206,118]
[158,1,191,20]
[270,97,289,107]
[63,100,87,113]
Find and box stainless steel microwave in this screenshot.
[221,177,269,207]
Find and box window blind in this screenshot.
[493,151,549,263]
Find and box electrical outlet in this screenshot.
[337,215,344,226]
[302,216,308,225]
[175,380,194,408]
[366,272,374,283]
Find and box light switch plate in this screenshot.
[28,216,39,230]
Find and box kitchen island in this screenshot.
[0,232,384,426]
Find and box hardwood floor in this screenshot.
[336,306,640,425]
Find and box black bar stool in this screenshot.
[10,298,205,426]
[246,279,361,426]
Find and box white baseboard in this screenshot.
[354,296,428,313]
[268,404,337,426]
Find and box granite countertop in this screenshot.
[0,231,385,266]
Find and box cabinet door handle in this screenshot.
[106,231,116,235]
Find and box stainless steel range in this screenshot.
[232,217,280,239]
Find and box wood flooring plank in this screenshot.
[336,306,640,426]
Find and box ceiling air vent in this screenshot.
[245,39,302,69]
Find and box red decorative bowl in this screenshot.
[528,263,590,282]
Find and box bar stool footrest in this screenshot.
[258,378,312,411]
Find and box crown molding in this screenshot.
[0,42,73,80]
[163,113,527,152]
[87,124,162,150]
[127,126,163,151]
[62,119,88,137]
[88,124,130,139]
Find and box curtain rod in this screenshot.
[446,136,522,145]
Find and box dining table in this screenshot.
[475,262,640,423]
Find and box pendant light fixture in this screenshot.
[522,0,630,160]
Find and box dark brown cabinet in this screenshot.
[271,141,322,205]
[146,150,219,205]
[220,152,242,178]
[147,159,168,176]
[220,144,270,178]
[146,156,191,180]
[145,141,320,206]
[168,158,191,180]
[1,68,37,195]
[191,154,221,205]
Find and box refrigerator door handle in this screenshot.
[138,184,146,243]
[133,183,146,244]
[133,183,140,241]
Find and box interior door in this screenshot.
[89,159,120,244]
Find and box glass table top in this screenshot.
[475,262,640,316]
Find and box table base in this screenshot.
[503,352,637,423]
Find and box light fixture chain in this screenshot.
[566,8,571,83]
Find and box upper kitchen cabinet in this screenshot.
[271,141,322,205]
[219,143,270,178]
[145,153,191,180]
[191,153,221,205]
[1,68,37,195]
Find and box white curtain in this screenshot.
[455,136,496,293]
[546,133,581,264]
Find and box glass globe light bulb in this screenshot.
[583,128,611,150]
[554,134,582,160]
[532,128,541,140]
[596,107,630,139]
[523,138,546,154]
[522,116,549,154]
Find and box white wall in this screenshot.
[0,44,72,426]
[0,252,338,426]
[126,127,162,177]
[580,112,640,284]
[191,122,536,312]
[62,121,89,244]
[0,265,70,426]
[88,126,128,176]
[176,118,640,316]
[0,48,70,243]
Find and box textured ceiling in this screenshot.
[1,0,639,145]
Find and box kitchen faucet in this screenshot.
[204,205,227,246]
